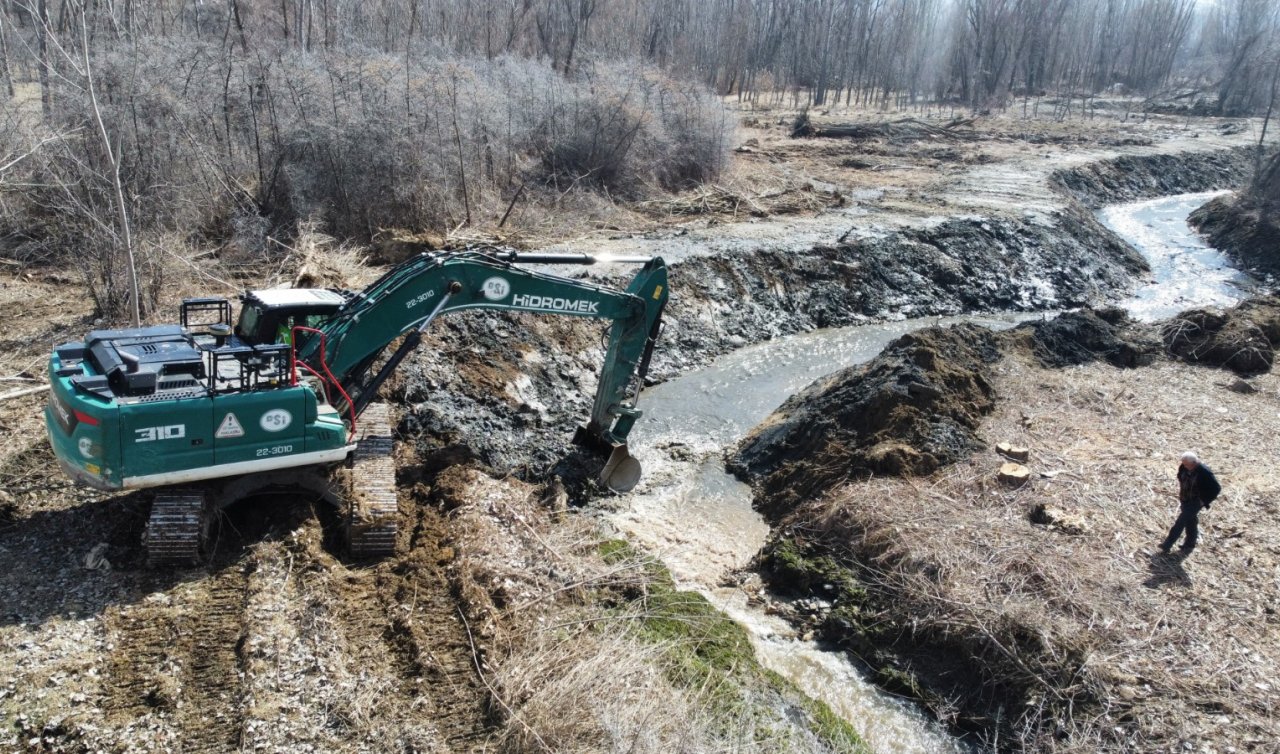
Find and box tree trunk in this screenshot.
[80,10,140,326]
[0,5,14,99]
[37,0,51,118]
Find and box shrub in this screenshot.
[0,40,730,319]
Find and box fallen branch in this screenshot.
[0,385,48,402]
[792,111,978,142]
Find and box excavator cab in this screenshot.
[232,289,348,345]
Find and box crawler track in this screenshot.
[144,489,208,566]
[347,403,398,557]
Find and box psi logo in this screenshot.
[481,277,511,301]
[260,409,292,433]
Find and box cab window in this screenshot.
[236,305,263,341]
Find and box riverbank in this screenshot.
[1,107,1276,752]
[407,116,1267,480]
[1188,192,1280,278]
[731,302,1280,752]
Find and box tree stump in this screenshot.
[998,462,1031,487]
[997,442,1031,461]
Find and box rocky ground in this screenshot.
[1,103,1275,752]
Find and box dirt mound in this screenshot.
[1189,192,1280,276]
[1163,295,1280,375]
[732,310,1167,521]
[729,324,1000,517]
[668,208,1145,361]
[1011,307,1160,368]
[1051,149,1252,208]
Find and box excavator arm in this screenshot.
[293,250,668,490]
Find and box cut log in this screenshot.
[998,462,1032,487]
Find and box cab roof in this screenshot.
[244,288,347,309]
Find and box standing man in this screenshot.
[1160,451,1221,555]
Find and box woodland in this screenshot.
[0,0,1277,321]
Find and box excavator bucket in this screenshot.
[600,443,642,492]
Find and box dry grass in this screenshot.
[799,352,1280,751]
[636,182,845,220]
[441,467,865,753]
[280,221,379,291]
[488,623,717,753]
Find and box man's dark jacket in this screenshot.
[1178,463,1221,508]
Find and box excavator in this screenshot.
[44,250,668,565]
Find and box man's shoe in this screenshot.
[1178,545,1194,554]
[1158,543,1172,555]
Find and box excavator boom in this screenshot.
[298,250,668,462]
[43,249,667,564]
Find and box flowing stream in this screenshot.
[1099,190,1258,320]
[604,192,1250,752]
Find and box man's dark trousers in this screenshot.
[1162,500,1203,552]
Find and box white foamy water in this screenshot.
[1099,191,1258,321]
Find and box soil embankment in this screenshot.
[1186,148,1280,277]
[1051,147,1255,207]
[730,298,1280,752]
[728,324,1003,516]
[1189,193,1280,276]
[405,139,1258,483]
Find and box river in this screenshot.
[604,191,1250,752]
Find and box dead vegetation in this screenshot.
[435,466,868,754]
[636,182,845,220]
[758,338,1280,752]
[791,112,978,141]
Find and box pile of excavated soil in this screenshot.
[736,302,1280,752]
[729,323,1002,517]
[1016,307,1160,368]
[730,310,1158,518]
[1051,149,1254,208]
[1163,294,1280,375]
[1187,151,1280,277]
[664,208,1145,358]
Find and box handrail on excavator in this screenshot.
[290,325,359,435]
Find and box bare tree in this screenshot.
[0,3,15,99]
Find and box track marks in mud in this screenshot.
[90,490,494,752]
[386,498,493,750]
[234,497,491,752]
[101,563,248,752]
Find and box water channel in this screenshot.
[1100,190,1258,320]
[604,191,1252,752]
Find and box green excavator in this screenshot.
[44,250,668,565]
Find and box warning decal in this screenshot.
[216,412,246,439]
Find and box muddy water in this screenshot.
[609,315,1033,754]
[1100,190,1258,321]
[606,192,1253,752]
